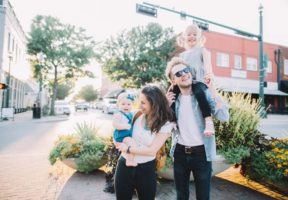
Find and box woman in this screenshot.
[114,85,175,200]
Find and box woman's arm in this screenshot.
[112,112,131,130]
[116,132,171,157]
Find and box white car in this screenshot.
[54,100,71,116]
[102,98,117,114]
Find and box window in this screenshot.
[234,55,242,69]
[267,60,272,73]
[284,59,288,75]
[246,57,257,71]
[216,52,229,68]
[7,33,11,51]
[0,0,3,6]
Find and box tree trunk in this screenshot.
[50,66,58,115]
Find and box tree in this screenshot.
[56,81,74,100]
[77,85,98,102]
[27,15,96,115]
[96,23,176,88]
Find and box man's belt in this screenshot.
[176,143,205,154]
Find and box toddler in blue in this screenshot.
[113,92,137,166]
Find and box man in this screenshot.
[165,57,229,200]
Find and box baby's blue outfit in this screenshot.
[113,111,133,142]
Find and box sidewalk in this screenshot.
[47,162,287,200]
[0,111,287,199]
[0,110,70,124]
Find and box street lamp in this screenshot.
[5,52,13,108]
[258,4,265,117]
[136,2,266,117]
[36,52,45,116]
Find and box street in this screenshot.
[259,114,288,139]
[0,109,116,200]
[0,110,287,200]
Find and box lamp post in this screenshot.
[258,4,265,117]
[5,52,13,108]
[136,2,266,117]
[37,53,44,108]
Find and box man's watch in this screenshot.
[126,146,131,154]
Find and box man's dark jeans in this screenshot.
[173,144,212,200]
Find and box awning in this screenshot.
[104,89,125,98]
[220,86,288,96]
[280,80,288,93]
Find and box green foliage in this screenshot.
[77,85,98,102]
[215,92,263,164]
[96,23,176,88]
[56,81,74,100]
[48,122,110,173]
[220,146,250,164]
[27,15,96,115]
[241,138,288,194]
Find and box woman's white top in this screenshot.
[122,114,174,164]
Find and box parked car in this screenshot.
[95,101,104,110]
[54,100,71,116]
[75,103,89,111]
[102,98,117,114]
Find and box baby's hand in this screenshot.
[204,73,214,88]
[204,73,214,85]
[115,142,128,153]
[125,124,131,130]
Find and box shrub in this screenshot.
[241,137,288,195]
[49,122,110,173]
[214,92,263,164]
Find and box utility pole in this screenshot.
[136,2,266,117]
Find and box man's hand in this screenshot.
[166,85,176,106]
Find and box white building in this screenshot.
[0,0,40,114]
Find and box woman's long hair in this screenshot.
[141,85,174,133]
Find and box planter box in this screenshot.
[61,157,107,172]
[158,154,231,181]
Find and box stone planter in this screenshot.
[61,157,108,172]
[157,154,231,181]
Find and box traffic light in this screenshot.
[136,4,157,18]
[0,83,8,90]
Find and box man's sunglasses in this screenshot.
[173,67,191,78]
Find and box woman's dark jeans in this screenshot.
[173,145,212,200]
[114,156,156,200]
[192,82,212,118]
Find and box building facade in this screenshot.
[0,0,39,115]
[201,31,288,113]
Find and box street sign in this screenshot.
[1,108,14,120]
[136,4,157,17]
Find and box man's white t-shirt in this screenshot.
[178,95,204,146]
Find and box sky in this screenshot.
[8,0,288,89]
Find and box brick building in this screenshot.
[202,31,288,113]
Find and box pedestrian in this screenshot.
[114,85,175,200]
[176,24,216,136]
[112,92,137,167]
[165,57,229,200]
